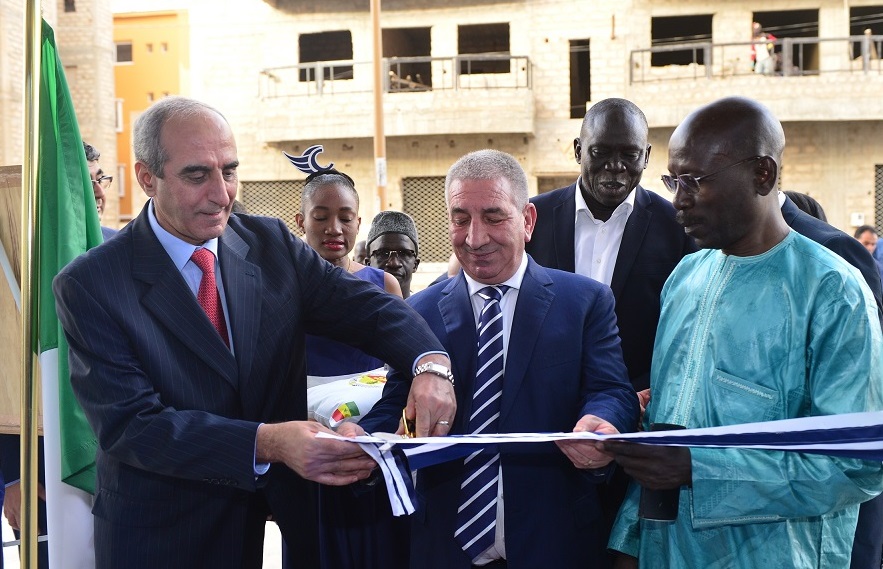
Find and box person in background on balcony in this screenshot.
[525,97,696,567]
[751,22,777,75]
[605,96,883,569]
[366,210,421,299]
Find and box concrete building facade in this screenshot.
[0,0,117,227]
[113,9,189,220]
[144,0,881,282]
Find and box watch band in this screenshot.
[414,362,455,386]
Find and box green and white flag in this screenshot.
[34,18,102,569]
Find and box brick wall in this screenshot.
[57,0,119,227]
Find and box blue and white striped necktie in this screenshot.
[455,285,509,560]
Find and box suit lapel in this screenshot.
[438,275,479,432]
[218,226,261,389]
[500,260,553,425]
[131,208,239,388]
[551,184,577,272]
[610,186,651,299]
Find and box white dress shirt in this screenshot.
[573,178,636,286]
[462,253,528,564]
[147,200,234,351]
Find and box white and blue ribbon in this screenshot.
[320,411,883,516]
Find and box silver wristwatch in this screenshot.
[414,362,455,386]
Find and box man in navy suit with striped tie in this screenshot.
[358,149,639,569]
[52,96,456,569]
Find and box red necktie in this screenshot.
[190,248,229,347]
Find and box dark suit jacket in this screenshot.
[360,258,639,569]
[781,195,883,569]
[781,196,883,321]
[526,184,696,391]
[100,226,117,241]
[53,205,444,569]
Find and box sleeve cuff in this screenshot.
[411,351,449,375]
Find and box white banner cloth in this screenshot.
[318,411,883,515]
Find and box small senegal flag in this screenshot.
[332,402,361,424]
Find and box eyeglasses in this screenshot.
[370,249,416,263]
[91,175,113,190]
[661,156,763,195]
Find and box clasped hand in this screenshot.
[556,414,620,470]
[597,440,692,490]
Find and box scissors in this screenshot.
[402,409,416,439]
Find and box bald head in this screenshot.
[671,97,784,173]
[668,97,790,256]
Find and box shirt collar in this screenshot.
[148,199,220,271]
[777,190,786,207]
[463,252,528,297]
[574,177,637,221]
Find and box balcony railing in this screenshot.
[258,54,531,98]
[630,34,883,83]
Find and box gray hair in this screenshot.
[444,149,529,209]
[133,96,228,178]
[83,141,100,162]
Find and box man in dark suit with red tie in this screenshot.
[52,96,456,569]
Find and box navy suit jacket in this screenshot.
[53,205,444,569]
[360,258,639,569]
[526,183,696,390]
[781,196,883,321]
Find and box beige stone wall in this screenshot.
[0,0,24,168]
[102,0,883,252]
[645,121,883,232]
[57,0,119,227]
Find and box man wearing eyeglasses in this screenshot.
[84,142,117,240]
[604,96,883,569]
[366,210,421,298]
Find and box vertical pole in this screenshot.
[21,2,41,568]
[370,0,387,210]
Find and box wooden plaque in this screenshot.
[0,165,40,434]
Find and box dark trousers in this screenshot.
[850,493,883,569]
[282,482,409,569]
